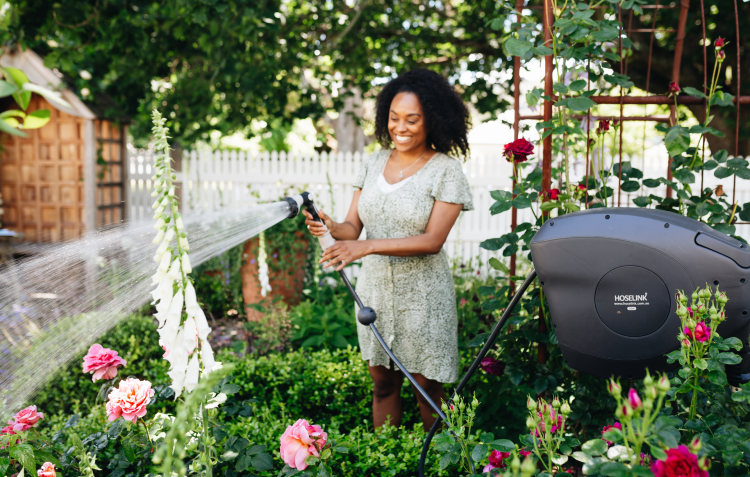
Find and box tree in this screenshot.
[6,0,513,147]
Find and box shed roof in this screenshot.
[0,48,129,123]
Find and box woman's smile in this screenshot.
[395,135,412,143]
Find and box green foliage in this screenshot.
[12,0,513,146]
[32,315,171,418]
[193,242,246,320]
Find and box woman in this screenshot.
[304,69,473,431]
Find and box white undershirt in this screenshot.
[377,173,413,193]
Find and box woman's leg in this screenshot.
[411,373,448,431]
[368,362,404,429]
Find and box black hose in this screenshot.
[417,270,538,477]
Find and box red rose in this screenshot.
[601,422,622,446]
[685,322,711,342]
[668,82,681,94]
[598,119,610,132]
[544,188,560,200]
[651,445,708,477]
[578,183,587,190]
[715,37,725,48]
[503,138,534,163]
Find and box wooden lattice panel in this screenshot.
[95,120,126,228]
[1,96,85,241]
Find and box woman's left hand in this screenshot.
[320,241,372,271]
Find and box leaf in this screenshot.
[642,178,661,188]
[620,180,640,192]
[505,38,534,57]
[0,116,27,137]
[562,202,580,212]
[0,80,18,98]
[532,45,554,56]
[488,257,509,273]
[220,383,241,395]
[471,444,488,462]
[490,200,512,215]
[10,444,35,475]
[633,196,651,207]
[236,453,253,472]
[665,130,690,156]
[534,376,548,394]
[723,337,743,350]
[468,333,490,347]
[318,462,332,477]
[683,86,707,99]
[656,429,679,448]
[718,352,742,365]
[480,238,504,251]
[490,439,515,452]
[715,149,729,163]
[540,201,560,212]
[480,432,495,444]
[21,109,50,129]
[708,369,728,386]
[251,452,274,472]
[551,454,569,465]
[512,195,532,209]
[439,453,451,470]
[569,80,587,92]
[490,190,512,201]
[673,168,695,184]
[0,457,10,477]
[553,82,569,94]
[600,462,629,476]
[246,444,266,455]
[526,91,539,107]
[565,96,597,112]
[714,167,733,179]
[572,451,590,463]
[581,439,608,456]
[22,83,73,110]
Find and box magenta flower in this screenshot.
[82,344,127,382]
[601,422,622,445]
[685,322,711,342]
[479,357,505,376]
[651,445,708,477]
[532,405,564,437]
[715,37,725,48]
[628,389,642,410]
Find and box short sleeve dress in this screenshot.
[352,149,474,383]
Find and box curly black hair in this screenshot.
[374,69,471,158]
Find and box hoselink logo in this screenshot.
[614,293,648,302]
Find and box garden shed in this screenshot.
[0,48,129,242]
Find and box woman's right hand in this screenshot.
[303,208,335,237]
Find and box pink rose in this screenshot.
[685,322,711,342]
[628,389,642,410]
[520,449,532,458]
[10,405,43,432]
[106,378,154,423]
[651,445,708,477]
[82,344,127,382]
[280,419,328,470]
[601,422,622,445]
[460,298,468,307]
[1,425,15,435]
[37,462,56,477]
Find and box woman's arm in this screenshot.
[303,190,364,241]
[319,200,463,270]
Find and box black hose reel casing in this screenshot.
[530,208,750,385]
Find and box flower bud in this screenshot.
[676,304,687,317]
[692,291,699,301]
[646,386,658,400]
[658,375,671,393]
[459,400,465,411]
[526,416,536,430]
[521,456,536,474]
[687,318,696,329]
[176,216,184,231]
[682,338,691,348]
[552,397,561,410]
[643,399,653,411]
[168,186,175,197]
[717,293,728,304]
[180,237,190,251]
[154,218,166,230]
[561,402,571,416]
[527,396,537,412]
[690,437,702,453]
[152,228,165,245]
[709,305,717,315]
[717,50,726,60]
[151,189,159,197]
[441,402,448,413]
[511,455,521,471]
[698,456,710,471]
[643,372,654,387]
[608,380,622,397]
[621,404,633,418]
[472,396,479,408]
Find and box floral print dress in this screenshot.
[353,150,474,383]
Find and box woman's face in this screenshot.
[388,92,428,153]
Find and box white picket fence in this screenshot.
[127,147,750,269]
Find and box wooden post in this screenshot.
[667,0,690,198]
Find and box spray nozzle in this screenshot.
[282,192,322,222]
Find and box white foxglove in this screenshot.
[167,258,182,280]
[181,253,192,274]
[158,251,172,272]
[182,316,198,353]
[201,339,216,373]
[152,228,165,244]
[165,228,175,242]
[184,353,200,393]
[176,216,184,230]
[258,231,271,297]
[154,218,165,230]
[179,237,190,250]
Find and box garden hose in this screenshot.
[418,270,537,477]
